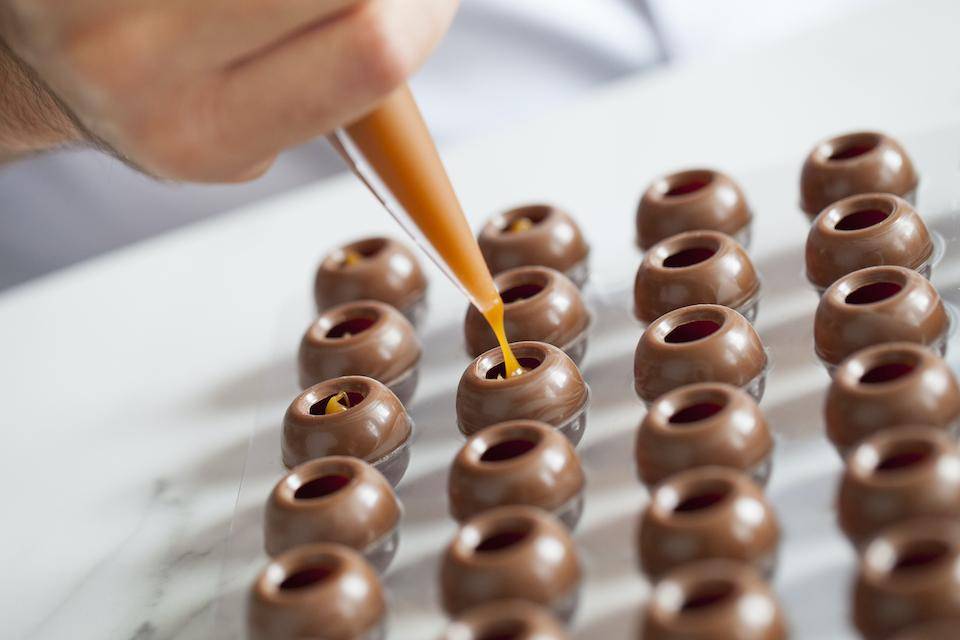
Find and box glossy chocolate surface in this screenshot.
[854,519,960,640]
[815,266,949,366]
[642,560,788,640]
[440,600,569,640]
[264,456,401,559]
[297,300,421,401]
[800,131,918,218]
[282,376,412,470]
[838,426,960,548]
[314,236,427,318]
[464,266,590,362]
[634,305,766,404]
[478,204,590,286]
[634,230,760,324]
[805,193,933,290]
[636,383,773,487]
[825,343,960,454]
[248,543,385,640]
[449,420,585,524]
[639,466,780,579]
[636,168,752,250]
[440,505,581,617]
[456,341,589,439]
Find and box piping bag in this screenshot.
[328,84,523,377]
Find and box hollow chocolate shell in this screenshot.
[805,193,934,292]
[638,466,780,579]
[825,343,960,454]
[837,426,960,549]
[248,543,386,640]
[636,383,774,487]
[449,420,586,528]
[441,600,569,640]
[282,376,413,485]
[456,341,590,445]
[636,168,753,251]
[314,236,428,325]
[800,131,919,219]
[477,204,590,287]
[853,518,960,640]
[440,505,582,620]
[464,266,590,364]
[634,305,767,404]
[264,456,402,571]
[634,230,761,324]
[641,559,788,640]
[815,266,949,368]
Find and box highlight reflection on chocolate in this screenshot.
[634,230,761,324]
[248,543,385,640]
[800,131,918,220]
[456,341,590,445]
[449,420,585,527]
[440,600,569,640]
[642,560,788,640]
[634,304,767,404]
[805,193,934,292]
[825,343,960,455]
[635,382,774,487]
[440,505,581,620]
[854,519,960,640]
[837,426,960,549]
[297,300,421,403]
[313,236,428,325]
[463,266,590,364]
[638,466,780,579]
[478,204,590,288]
[282,376,413,485]
[636,168,753,251]
[264,456,401,571]
[815,266,949,368]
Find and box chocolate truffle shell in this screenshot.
[441,600,569,640]
[636,169,753,251]
[297,300,421,402]
[248,543,385,640]
[634,230,761,324]
[800,131,918,218]
[825,343,960,454]
[634,305,767,404]
[815,266,949,367]
[449,420,585,526]
[282,376,412,480]
[313,236,427,320]
[464,266,590,363]
[636,383,774,487]
[641,560,788,640]
[456,341,590,442]
[638,466,780,579]
[264,457,401,568]
[805,193,933,291]
[440,505,582,619]
[854,519,960,640]
[838,426,960,548]
[478,204,590,287]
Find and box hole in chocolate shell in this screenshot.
[501,283,545,304]
[669,402,726,425]
[326,316,376,339]
[665,174,713,197]
[663,247,717,268]
[279,565,336,590]
[859,362,916,384]
[828,137,880,161]
[892,539,951,573]
[500,206,550,234]
[480,438,538,462]
[294,474,351,500]
[478,622,528,640]
[835,209,889,231]
[309,391,365,416]
[875,440,934,473]
[475,528,531,553]
[674,481,733,513]
[664,320,722,344]
[680,580,737,613]
[845,282,903,305]
[485,357,542,380]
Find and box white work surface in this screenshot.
[5,1,960,638]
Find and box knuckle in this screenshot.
[353,6,411,97]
